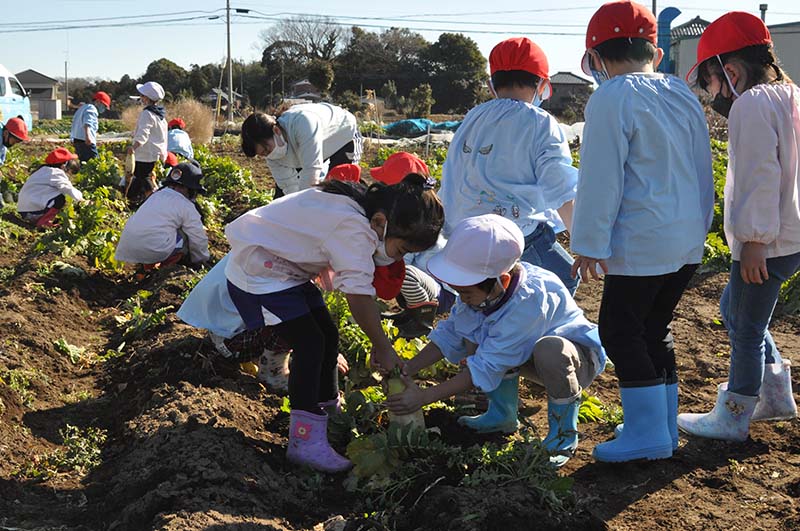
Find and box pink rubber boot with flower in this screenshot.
[286,409,352,473]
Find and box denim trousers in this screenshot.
[522,223,578,295]
[724,251,800,396]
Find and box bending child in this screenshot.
[223,174,444,472]
[370,152,456,338]
[17,148,84,228]
[386,214,605,468]
[115,162,210,278]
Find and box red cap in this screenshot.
[164,152,178,167]
[582,1,657,74]
[45,147,78,165]
[686,12,772,86]
[370,152,429,186]
[326,163,361,183]
[490,37,550,80]
[168,118,186,129]
[4,117,30,142]
[93,91,111,107]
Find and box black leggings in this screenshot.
[274,306,339,412]
[127,161,157,203]
[598,264,697,383]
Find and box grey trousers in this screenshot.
[519,336,597,403]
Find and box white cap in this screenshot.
[136,81,165,101]
[428,214,524,287]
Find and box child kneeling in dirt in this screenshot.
[223,174,444,473]
[115,162,210,278]
[17,147,84,228]
[386,214,606,468]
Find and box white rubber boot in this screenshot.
[677,383,758,442]
[752,361,797,422]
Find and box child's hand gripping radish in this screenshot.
[385,367,426,429]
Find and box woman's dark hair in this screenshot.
[491,70,542,91]
[594,37,657,64]
[46,159,81,174]
[698,44,791,92]
[241,112,278,157]
[318,173,444,251]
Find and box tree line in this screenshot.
[70,18,490,116]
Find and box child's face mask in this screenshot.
[466,279,506,312]
[266,132,288,160]
[373,222,396,266]
[710,56,741,119]
[588,50,610,86]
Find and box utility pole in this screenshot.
[64,61,68,110]
[760,4,768,22]
[652,1,657,16]
[226,0,234,121]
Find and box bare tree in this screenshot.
[259,16,347,62]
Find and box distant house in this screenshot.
[15,69,59,101]
[670,17,800,84]
[15,69,61,119]
[669,17,710,80]
[288,79,321,102]
[542,71,593,115]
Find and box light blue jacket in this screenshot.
[177,254,244,338]
[0,141,6,166]
[429,262,605,393]
[70,103,99,142]
[571,74,714,276]
[168,129,195,160]
[439,98,577,237]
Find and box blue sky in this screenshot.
[3,0,800,83]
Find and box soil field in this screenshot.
[0,140,798,531]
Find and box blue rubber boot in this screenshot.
[614,378,679,450]
[458,373,520,434]
[593,381,673,462]
[543,395,580,468]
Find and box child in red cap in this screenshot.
[17,147,84,228]
[571,0,714,463]
[71,91,111,162]
[439,37,579,300]
[677,12,799,442]
[167,117,194,160]
[370,151,456,338]
[1,116,30,166]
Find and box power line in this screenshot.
[0,9,223,28]
[236,13,584,35]
[0,14,226,34]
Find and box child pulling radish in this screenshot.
[223,174,444,472]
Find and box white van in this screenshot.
[0,64,32,130]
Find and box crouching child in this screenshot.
[386,214,606,467]
[17,147,84,228]
[115,162,210,278]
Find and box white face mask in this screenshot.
[266,132,288,160]
[373,222,396,266]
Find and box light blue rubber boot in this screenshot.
[594,381,673,462]
[614,379,679,450]
[543,395,580,468]
[458,373,520,434]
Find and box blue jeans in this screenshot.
[521,223,578,295]
[724,251,800,396]
[73,140,98,162]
